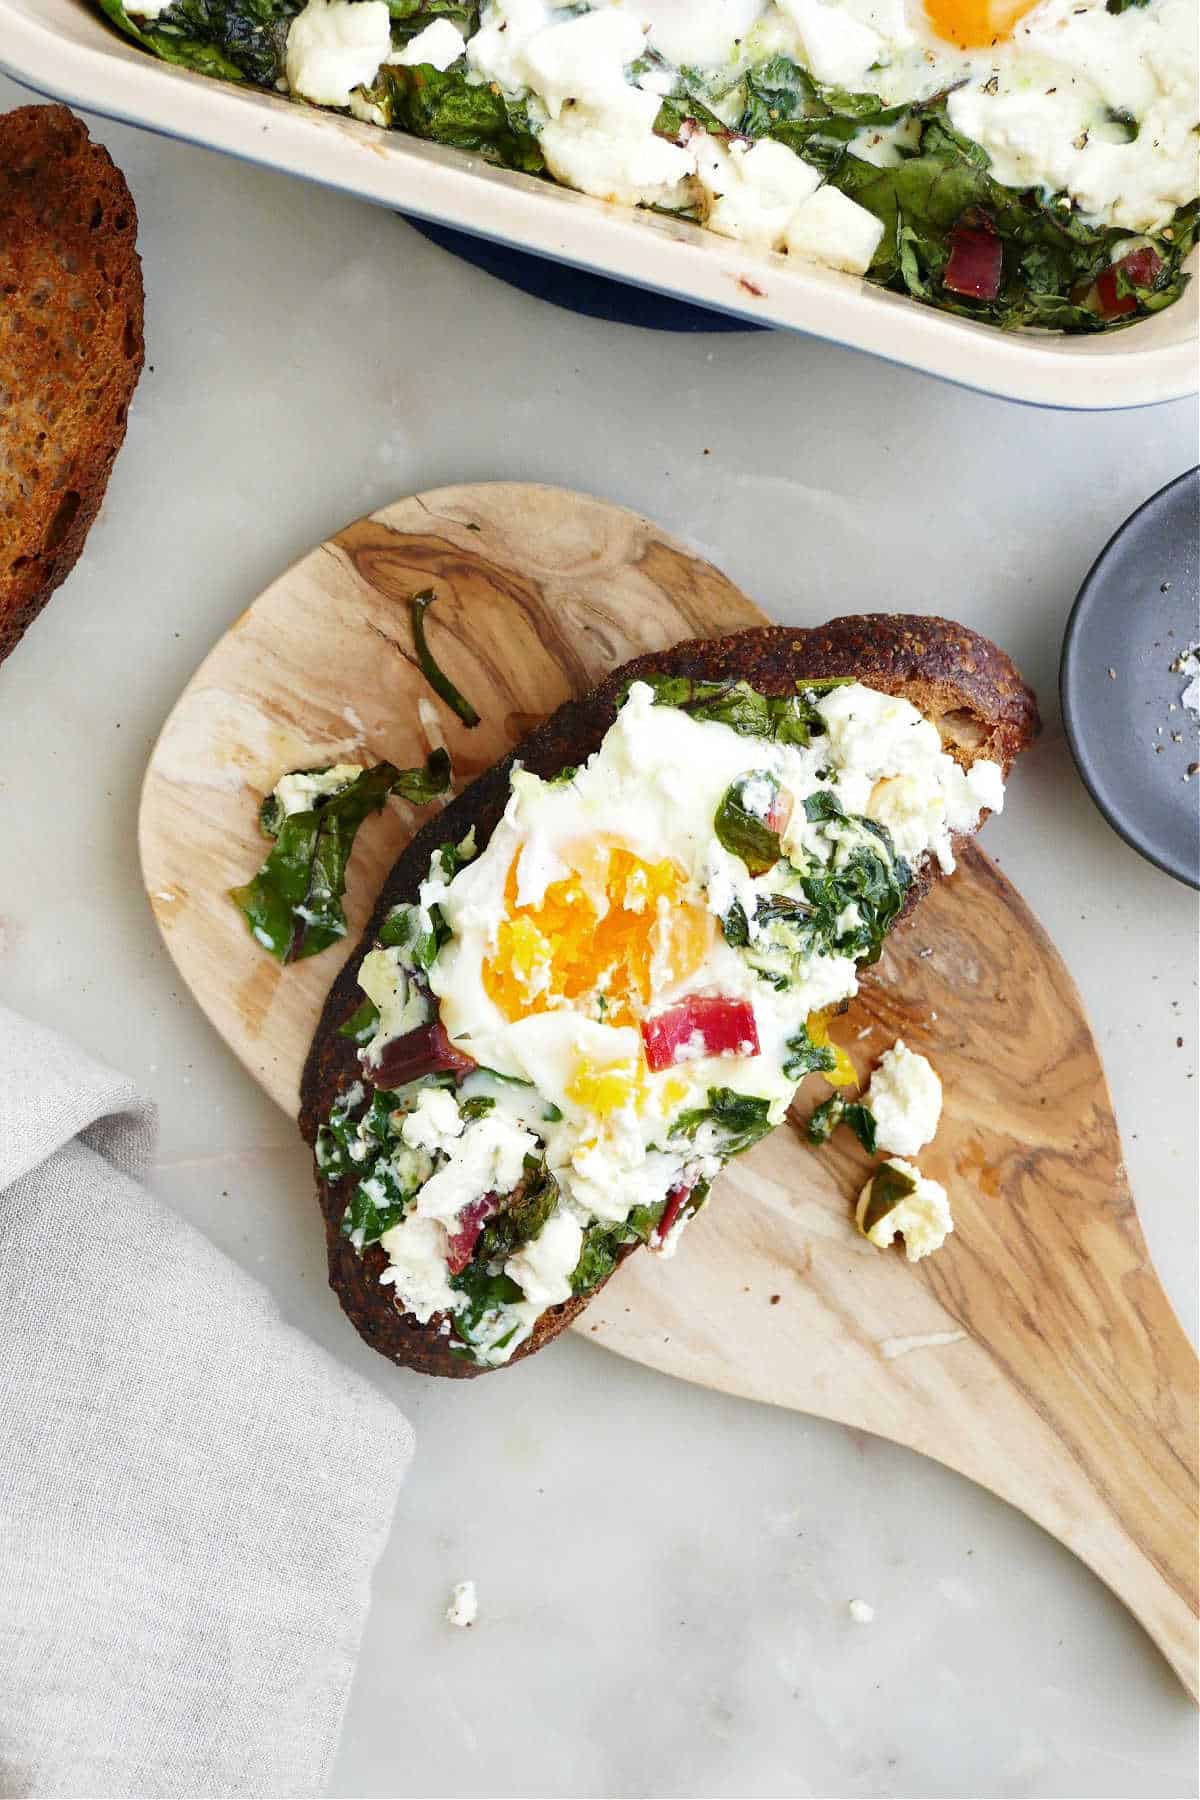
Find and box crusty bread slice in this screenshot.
[300,616,1039,1377]
[0,104,144,663]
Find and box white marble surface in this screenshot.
[1,72,1197,1799]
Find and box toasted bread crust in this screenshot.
[0,105,144,663]
[300,616,1038,1377]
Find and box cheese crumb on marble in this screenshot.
[446,1580,478,1628]
[848,1598,876,1623]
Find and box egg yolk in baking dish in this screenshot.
[923,0,1040,49]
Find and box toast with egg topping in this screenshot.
[300,616,1037,1376]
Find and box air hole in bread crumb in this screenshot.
[935,706,988,752]
[43,489,80,551]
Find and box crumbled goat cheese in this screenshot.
[857,1159,953,1262]
[538,85,695,209]
[864,1040,942,1158]
[401,1085,465,1155]
[286,0,392,107]
[504,1207,585,1306]
[412,1112,537,1223]
[378,1214,462,1322]
[777,0,882,88]
[392,19,466,70]
[273,763,363,818]
[695,136,822,251]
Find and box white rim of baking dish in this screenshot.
[3,0,1197,411]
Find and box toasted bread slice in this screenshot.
[300,616,1039,1377]
[0,104,144,664]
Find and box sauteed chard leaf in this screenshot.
[231,752,450,962]
[410,589,482,728]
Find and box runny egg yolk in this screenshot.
[482,840,715,1028]
[923,0,1039,50]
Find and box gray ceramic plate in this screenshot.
[1061,468,1200,888]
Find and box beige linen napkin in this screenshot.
[0,1005,414,1800]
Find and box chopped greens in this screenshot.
[449,1266,526,1347]
[410,589,481,729]
[378,900,440,969]
[473,1158,560,1267]
[793,818,911,967]
[372,65,544,173]
[740,55,910,173]
[566,1180,704,1297]
[832,104,1198,332]
[673,1087,774,1156]
[230,752,450,962]
[808,1094,878,1154]
[714,773,784,876]
[859,1162,918,1235]
[96,0,278,82]
[570,1221,626,1295]
[640,676,850,747]
[802,789,846,824]
[715,778,911,994]
[388,1,481,42]
[340,1162,412,1247]
[782,1022,839,1081]
[318,1082,438,1217]
[337,998,381,1044]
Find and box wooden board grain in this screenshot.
[138,483,1198,1696]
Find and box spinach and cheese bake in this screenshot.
[98,0,1198,331]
